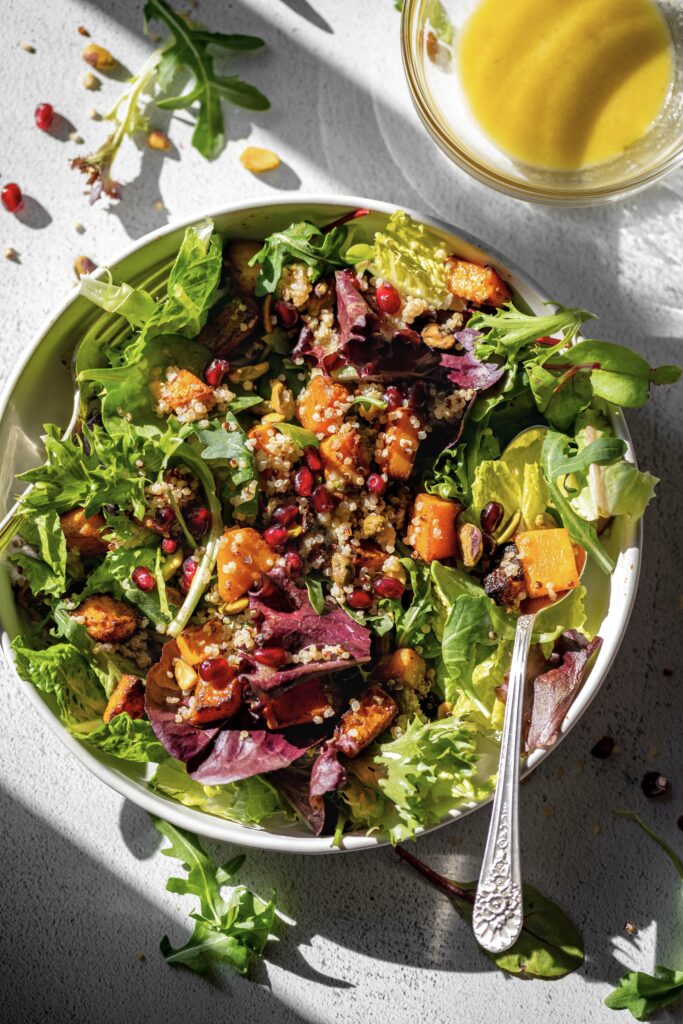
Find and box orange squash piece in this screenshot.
[407,493,462,562]
[446,257,511,307]
[146,639,181,703]
[60,507,109,556]
[260,677,333,730]
[375,407,421,480]
[296,374,349,436]
[190,677,242,726]
[515,528,579,600]
[177,619,230,666]
[103,674,145,723]
[320,424,369,488]
[334,686,397,757]
[248,422,277,452]
[160,369,216,414]
[216,527,276,602]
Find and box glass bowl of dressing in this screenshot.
[401,0,683,205]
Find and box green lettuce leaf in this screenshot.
[12,637,105,730]
[347,210,452,308]
[471,302,593,364]
[155,818,279,975]
[605,966,683,1021]
[51,602,139,697]
[78,273,157,329]
[9,510,68,597]
[470,425,549,531]
[151,757,288,825]
[145,219,222,339]
[84,713,165,762]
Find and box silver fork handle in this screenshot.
[473,611,535,953]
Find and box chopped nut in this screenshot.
[270,380,295,419]
[421,322,456,350]
[20,42,36,53]
[3,247,19,262]
[222,597,249,614]
[74,222,85,234]
[174,659,198,692]
[624,922,638,935]
[362,513,387,539]
[228,361,270,383]
[69,132,84,144]
[437,701,453,719]
[74,255,97,278]
[261,412,285,423]
[381,554,407,584]
[82,43,117,71]
[331,551,354,586]
[459,522,483,568]
[78,26,91,37]
[147,130,172,152]
[240,146,281,174]
[83,71,101,90]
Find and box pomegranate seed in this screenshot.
[252,646,289,668]
[183,556,198,581]
[2,183,23,213]
[303,445,323,473]
[132,566,156,592]
[311,485,334,513]
[187,506,211,537]
[204,357,230,388]
[272,504,298,527]
[375,282,401,315]
[373,576,405,599]
[154,506,174,528]
[274,299,298,329]
[384,386,403,410]
[294,466,314,497]
[284,549,303,576]
[347,589,373,610]
[480,501,504,534]
[35,103,54,130]
[263,525,289,549]
[366,473,386,495]
[161,537,178,554]
[198,657,236,688]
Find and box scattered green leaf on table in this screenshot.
[155,817,279,975]
[605,966,683,1021]
[614,810,683,882]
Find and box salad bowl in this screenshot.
[0,196,642,854]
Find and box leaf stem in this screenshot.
[395,845,472,902]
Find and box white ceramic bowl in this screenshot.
[0,196,642,853]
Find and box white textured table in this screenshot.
[2,3,683,1022]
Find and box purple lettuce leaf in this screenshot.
[188,728,309,785]
[440,328,506,391]
[335,269,371,348]
[310,743,346,798]
[269,756,327,835]
[240,570,371,696]
[145,700,220,764]
[525,630,602,752]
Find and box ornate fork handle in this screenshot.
[472,612,535,954]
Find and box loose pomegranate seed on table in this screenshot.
[347,589,373,610]
[1,183,23,213]
[373,576,405,599]
[294,466,314,496]
[311,485,334,513]
[198,657,236,688]
[303,445,323,473]
[252,646,289,668]
[263,524,289,549]
[366,473,386,495]
[34,103,54,130]
[375,282,401,314]
[272,504,298,526]
[186,506,210,537]
[131,566,156,592]
[161,537,178,554]
[204,358,230,387]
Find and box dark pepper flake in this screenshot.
[591,735,615,759]
[677,815,683,832]
[641,771,669,798]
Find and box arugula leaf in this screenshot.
[397,846,584,979]
[614,810,683,882]
[151,757,289,824]
[605,966,683,1021]
[84,713,166,763]
[250,220,351,295]
[155,818,278,975]
[145,0,269,160]
[196,413,258,521]
[541,430,615,574]
[472,302,593,363]
[75,541,177,628]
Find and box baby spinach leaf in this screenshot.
[605,966,683,1021]
[397,845,584,979]
[154,818,279,975]
[552,340,681,409]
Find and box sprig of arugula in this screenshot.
[155,818,279,975]
[250,220,352,295]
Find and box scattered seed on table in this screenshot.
[4,246,19,261]
[74,255,97,277]
[74,222,85,234]
[641,771,669,798]
[20,42,36,53]
[83,72,101,91]
[624,921,638,935]
[69,132,84,144]
[78,25,90,36]
[591,735,615,759]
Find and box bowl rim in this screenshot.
[400,0,683,207]
[0,193,642,853]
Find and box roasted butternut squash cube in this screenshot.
[146,639,181,702]
[216,527,275,603]
[60,507,109,556]
[103,674,145,723]
[190,677,242,726]
[374,648,427,692]
[407,493,462,562]
[515,528,579,600]
[296,374,349,437]
[320,424,369,488]
[177,619,230,667]
[248,422,277,452]
[334,686,397,757]
[159,369,216,415]
[260,677,333,730]
[375,407,421,480]
[446,257,511,307]
[71,594,138,643]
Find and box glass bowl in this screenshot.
[401,0,683,205]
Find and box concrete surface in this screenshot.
[1,2,683,1022]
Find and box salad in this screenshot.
[5,209,678,844]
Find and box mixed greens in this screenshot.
[5,208,678,844]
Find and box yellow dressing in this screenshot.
[458,0,673,170]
